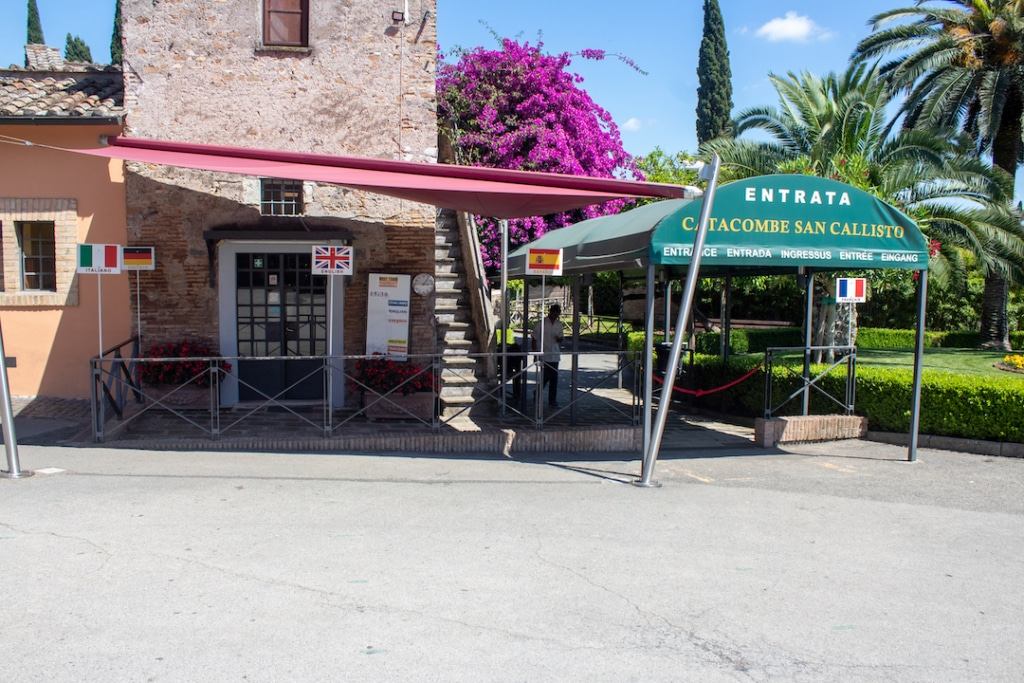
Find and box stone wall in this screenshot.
[122,0,437,355]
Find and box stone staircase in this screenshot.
[435,211,494,417]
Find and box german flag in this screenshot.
[122,246,156,271]
[526,248,563,275]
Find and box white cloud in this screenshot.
[622,117,642,132]
[755,11,834,43]
[738,26,749,35]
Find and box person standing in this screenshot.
[532,303,564,408]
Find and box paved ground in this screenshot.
[1,441,1022,681]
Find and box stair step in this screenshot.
[442,328,473,342]
[435,278,467,291]
[435,311,472,324]
[440,355,478,367]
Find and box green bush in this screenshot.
[657,355,1024,442]
[937,331,980,348]
[855,327,936,350]
[854,327,987,350]
[1010,331,1024,350]
[694,330,750,354]
[743,327,804,352]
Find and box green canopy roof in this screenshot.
[508,175,929,277]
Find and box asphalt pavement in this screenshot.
[1,441,1022,681]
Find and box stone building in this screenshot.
[121,0,440,406]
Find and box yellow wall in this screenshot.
[0,124,128,398]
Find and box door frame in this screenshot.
[217,240,346,407]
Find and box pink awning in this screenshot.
[75,136,688,218]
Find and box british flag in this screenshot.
[312,245,353,275]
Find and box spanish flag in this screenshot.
[526,248,563,275]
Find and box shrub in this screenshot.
[139,340,229,387]
[1011,331,1024,350]
[743,327,804,352]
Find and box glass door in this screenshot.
[235,252,327,401]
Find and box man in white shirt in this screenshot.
[531,304,564,408]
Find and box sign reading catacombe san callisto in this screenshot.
[651,175,929,270]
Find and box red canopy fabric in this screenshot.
[76,136,689,218]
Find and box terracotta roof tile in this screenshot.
[0,70,124,120]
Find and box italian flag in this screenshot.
[78,244,120,272]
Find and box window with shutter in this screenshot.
[263,0,309,47]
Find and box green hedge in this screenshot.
[655,355,1024,443]
[628,327,804,358]
[629,326,1023,356]
[857,327,1024,350]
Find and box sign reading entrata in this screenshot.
[122,246,156,271]
[836,277,867,303]
[366,273,411,359]
[312,245,353,275]
[77,244,121,274]
[525,248,563,276]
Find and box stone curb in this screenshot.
[866,431,1024,459]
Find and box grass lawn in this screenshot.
[745,347,1022,380]
[854,348,1021,379]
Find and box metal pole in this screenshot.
[327,274,334,415]
[617,271,624,389]
[97,274,104,360]
[521,279,530,415]
[662,278,671,341]
[719,278,727,359]
[538,273,545,422]
[802,270,814,415]
[500,219,509,417]
[571,275,580,425]
[642,263,656,455]
[637,154,721,487]
[723,274,732,363]
[0,317,30,478]
[908,269,928,462]
[135,271,143,350]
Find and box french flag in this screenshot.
[838,278,865,299]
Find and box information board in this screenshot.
[366,273,411,358]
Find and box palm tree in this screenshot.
[854,0,1024,348]
[701,65,1024,350]
[701,65,1024,288]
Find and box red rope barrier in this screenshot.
[652,364,762,398]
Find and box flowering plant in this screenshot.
[139,340,231,387]
[1003,353,1024,372]
[438,38,643,268]
[347,356,436,395]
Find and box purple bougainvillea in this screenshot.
[438,39,643,269]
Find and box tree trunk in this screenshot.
[981,274,1010,349]
[982,87,1022,350]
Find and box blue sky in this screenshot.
[4,0,1011,176]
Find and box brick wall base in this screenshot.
[755,415,868,447]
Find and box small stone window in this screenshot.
[17,221,56,291]
[260,178,304,216]
[263,0,309,48]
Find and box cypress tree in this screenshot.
[110,0,123,64]
[64,34,94,63]
[27,0,44,44]
[695,0,733,144]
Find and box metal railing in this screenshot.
[763,345,856,418]
[89,345,642,442]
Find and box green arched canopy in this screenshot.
[508,175,929,276]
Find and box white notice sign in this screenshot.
[366,273,411,359]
